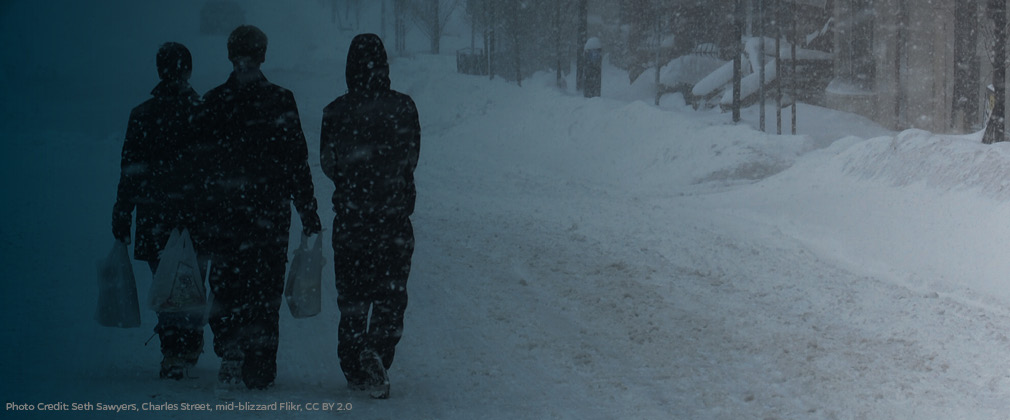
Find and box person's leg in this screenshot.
[207,256,244,383]
[368,221,414,370]
[367,218,414,369]
[148,260,203,379]
[178,254,210,365]
[334,242,373,388]
[238,246,286,390]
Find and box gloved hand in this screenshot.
[302,211,322,236]
[113,221,131,245]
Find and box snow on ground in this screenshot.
[3,1,1010,419]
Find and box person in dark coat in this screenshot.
[112,42,205,381]
[320,33,420,399]
[193,25,322,390]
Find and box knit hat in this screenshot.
[227,25,268,63]
[156,42,192,81]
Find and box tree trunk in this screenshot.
[733,0,743,122]
[984,0,1006,144]
[758,0,766,132]
[511,0,521,86]
[431,0,441,54]
[395,0,406,54]
[555,0,563,88]
[489,0,496,80]
[954,0,979,132]
[576,0,587,91]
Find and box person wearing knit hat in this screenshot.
[227,24,267,64]
[192,25,322,391]
[112,42,205,381]
[156,42,192,81]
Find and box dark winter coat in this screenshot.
[112,80,201,261]
[320,34,421,233]
[193,68,320,255]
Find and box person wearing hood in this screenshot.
[320,33,420,399]
[193,25,322,390]
[112,42,205,380]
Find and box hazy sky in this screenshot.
[0,0,389,135]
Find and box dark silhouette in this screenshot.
[111,42,205,380]
[194,25,322,390]
[320,33,420,399]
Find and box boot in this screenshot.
[359,349,390,399]
[218,359,242,386]
[159,356,188,380]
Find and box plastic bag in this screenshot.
[95,241,142,328]
[285,233,324,318]
[149,228,206,316]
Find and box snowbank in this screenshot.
[713,129,1010,308]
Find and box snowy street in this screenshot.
[3,1,1010,419]
[396,61,1010,418]
[412,166,1010,419]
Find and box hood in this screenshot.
[345,33,390,94]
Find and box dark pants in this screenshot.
[333,218,414,385]
[206,245,287,388]
[147,260,205,365]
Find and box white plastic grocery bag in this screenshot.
[149,228,206,315]
[95,240,142,328]
[285,233,324,318]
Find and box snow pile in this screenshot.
[711,127,1010,308]
[659,54,725,92]
[410,65,817,194]
[842,129,1010,200]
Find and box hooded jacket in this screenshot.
[321,34,420,232]
[113,80,201,261]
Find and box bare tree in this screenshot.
[466,0,499,79]
[408,0,462,54]
[320,0,362,30]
